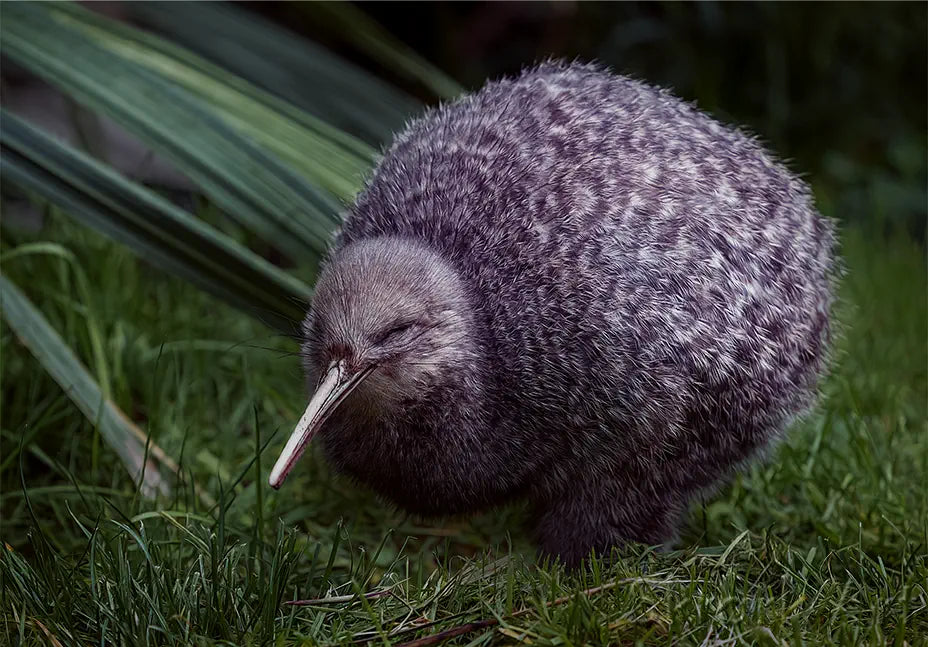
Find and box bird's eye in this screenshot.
[374,322,415,344]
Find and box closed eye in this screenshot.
[373,321,416,345]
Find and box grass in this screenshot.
[1,210,926,645]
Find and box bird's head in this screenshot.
[269,236,474,489]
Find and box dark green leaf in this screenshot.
[127,1,421,145]
[1,110,312,334]
[0,1,368,260]
[0,273,173,496]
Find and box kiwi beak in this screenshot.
[269,360,373,489]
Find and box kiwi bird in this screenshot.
[269,61,836,566]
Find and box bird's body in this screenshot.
[272,62,836,566]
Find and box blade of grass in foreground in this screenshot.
[0,274,173,497]
[1,110,312,334]
[0,1,357,260]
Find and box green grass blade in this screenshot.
[0,274,173,496]
[0,2,363,259]
[126,1,420,145]
[1,110,312,333]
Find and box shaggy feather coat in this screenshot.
[302,61,836,565]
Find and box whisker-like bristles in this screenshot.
[224,332,298,352]
[237,344,302,357]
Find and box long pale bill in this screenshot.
[269,361,365,489]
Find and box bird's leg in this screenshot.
[531,478,686,568]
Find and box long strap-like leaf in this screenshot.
[1,111,312,334]
[39,1,377,189]
[1,1,360,261]
[0,274,172,497]
[127,1,420,145]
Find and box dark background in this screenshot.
[12,2,922,239]
[254,1,928,241]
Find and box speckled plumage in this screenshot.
[295,62,836,566]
